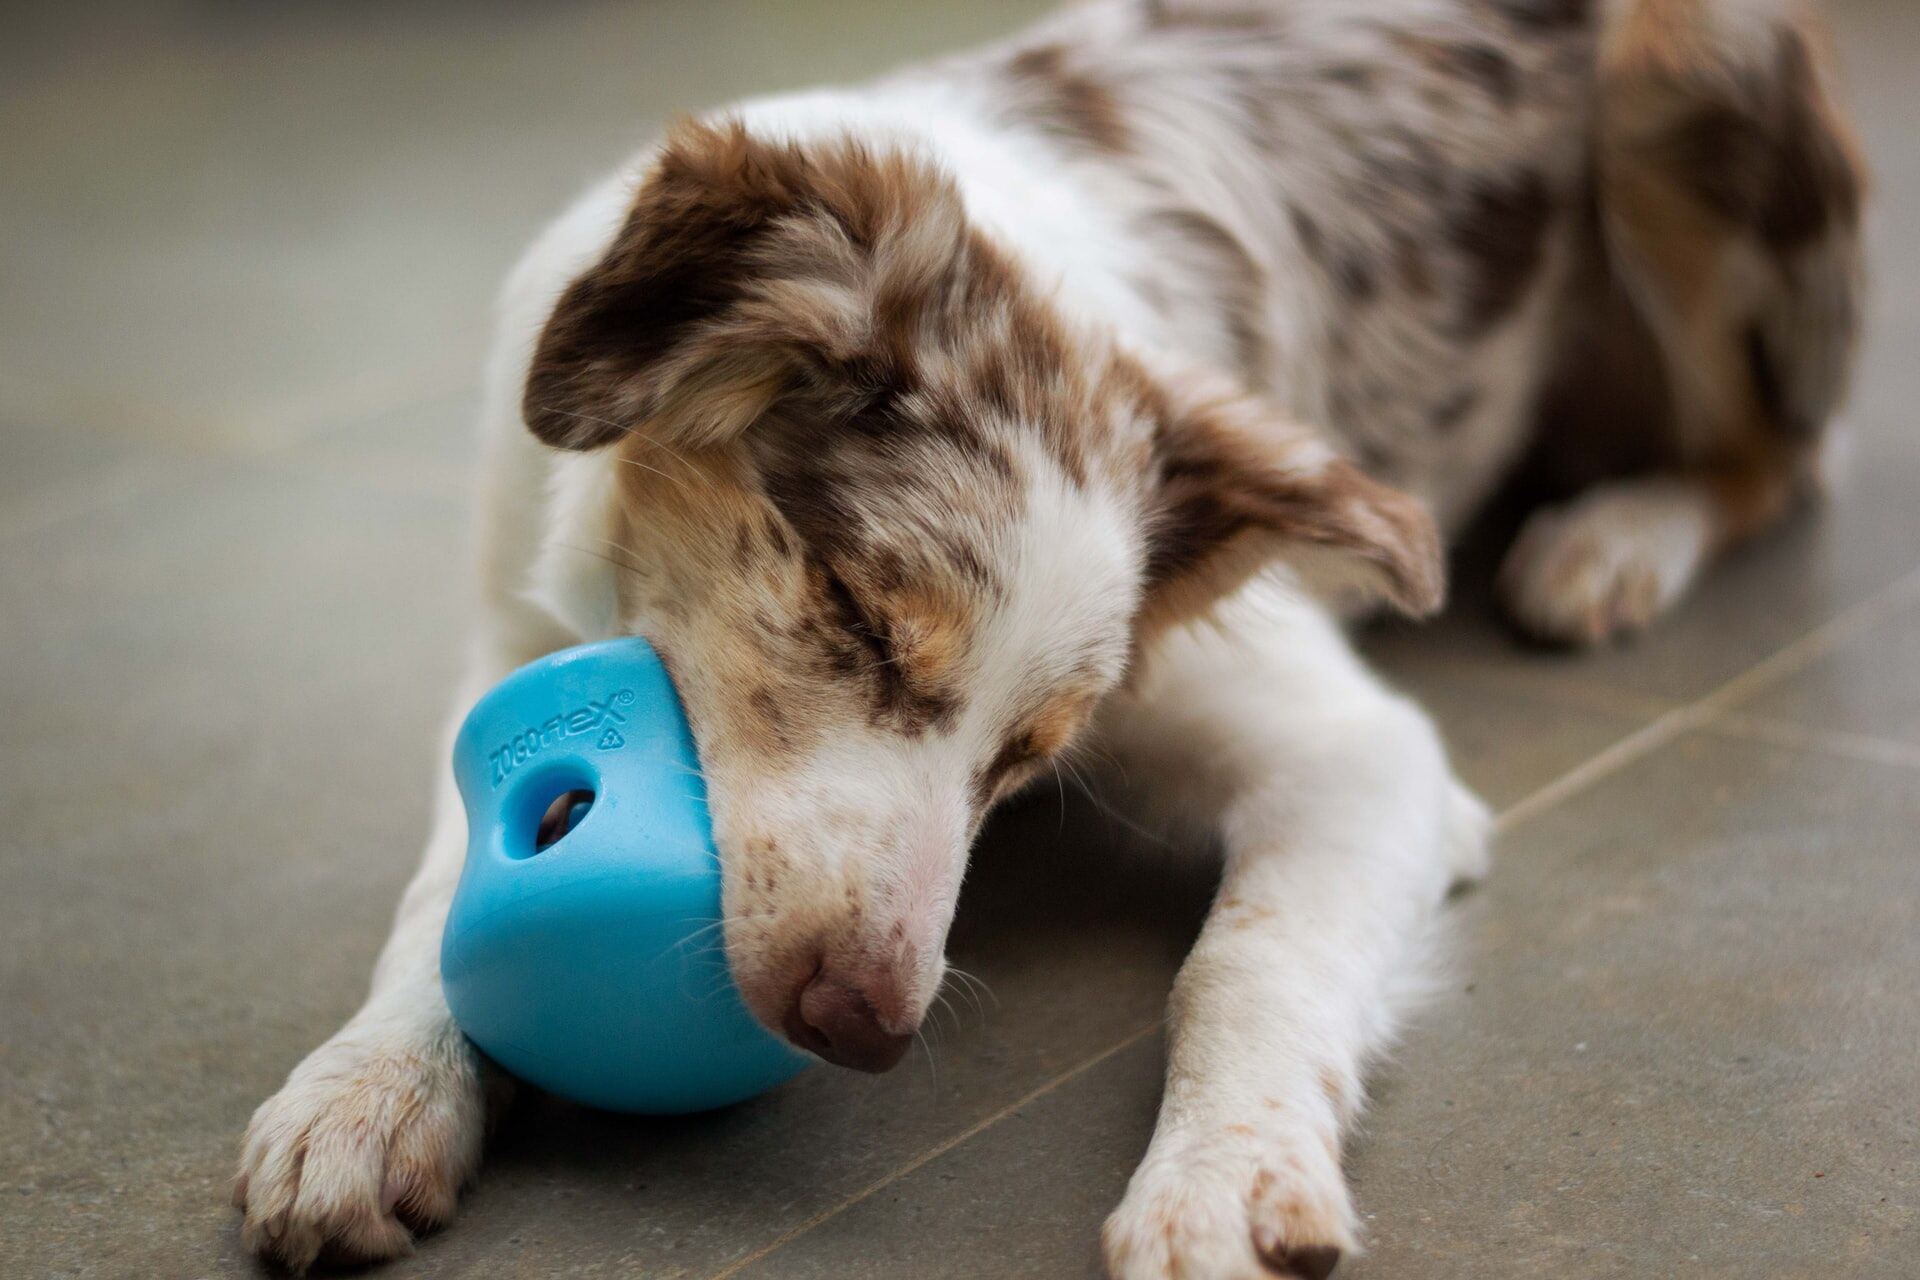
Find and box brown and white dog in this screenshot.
[234,1,1865,1274]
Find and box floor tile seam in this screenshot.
[1493,563,1920,836]
[702,1020,1162,1280]
[1695,711,1920,773]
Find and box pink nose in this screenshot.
[781,971,912,1073]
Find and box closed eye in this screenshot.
[822,569,897,672]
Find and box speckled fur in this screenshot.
[236,2,1865,1274]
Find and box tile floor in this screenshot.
[2,2,1915,1277]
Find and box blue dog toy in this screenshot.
[441,638,808,1113]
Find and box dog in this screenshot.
[234,1,1864,1274]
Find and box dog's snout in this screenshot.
[782,970,912,1073]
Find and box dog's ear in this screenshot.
[1137,371,1445,632]
[523,118,968,451]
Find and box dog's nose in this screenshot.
[782,971,912,1073]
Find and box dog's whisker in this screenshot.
[1048,758,1071,836]
[945,964,998,1011]
[616,453,700,502]
[535,403,633,437]
[558,539,647,579]
[629,436,722,494]
[932,979,970,1022]
[912,1026,940,1095]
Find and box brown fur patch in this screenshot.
[1446,169,1556,335]
[1005,43,1130,155]
[1318,1066,1355,1119]
[1128,367,1445,638]
[524,118,971,452]
[1593,0,1865,460]
[1385,29,1520,107]
[1652,31,1861,252]
[1698,438,1798,549]
[1486,0,1591,33]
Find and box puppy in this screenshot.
[234,1,1864,1274]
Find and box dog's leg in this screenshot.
[233,637,540,1272]
[1504,0,1865,646]
[1098,589,1488,1280]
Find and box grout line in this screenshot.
[1492,708,1698,835]
[705,1021,1161,1280]
[1702,711,1920,772]
[1494,563,1920,835]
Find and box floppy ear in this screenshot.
[523,118,967,451]
[1138,372,1445,632]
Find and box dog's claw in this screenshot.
[1254,1231,1342,1279]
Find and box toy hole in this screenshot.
[532,788,595,853]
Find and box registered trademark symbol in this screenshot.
[613,689,635,705]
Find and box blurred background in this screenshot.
[3,2,1916,1276]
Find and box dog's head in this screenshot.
[521,120,1442,1071]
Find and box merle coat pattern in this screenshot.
[234,2,1864,1275]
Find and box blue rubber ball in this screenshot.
[441,638,809,1113]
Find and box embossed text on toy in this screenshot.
[487,688,636,785]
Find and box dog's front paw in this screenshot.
[234,1023,491,1273]
[1103,1123,1356,1280]
[1498,484,1712,646]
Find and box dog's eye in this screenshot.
[822,571,898,671]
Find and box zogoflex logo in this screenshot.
[488,689,636,786]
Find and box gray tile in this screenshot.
[1343,731,1920,1278]
[730,1034,1164,1280]
[1733,592,1920,750]
[0,461,471,1279]
[1366,636,1658,811]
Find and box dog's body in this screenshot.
[236,2,1864,1274]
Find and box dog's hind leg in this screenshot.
[1502,0,1866,645]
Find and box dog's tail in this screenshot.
[1590,0,1867,517]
